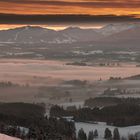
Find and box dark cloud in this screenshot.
[0,13,139,25]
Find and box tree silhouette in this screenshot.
[113,128,120,140]
[78,128,87,140]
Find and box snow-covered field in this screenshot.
[0,134,21,140]
[75,122,140,139]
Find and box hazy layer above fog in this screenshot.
[0,59,139,85]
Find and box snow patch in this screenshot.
[0,134,21,140]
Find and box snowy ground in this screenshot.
[59,101,84,109]
[0,134,21,140]
[75,122,140,139]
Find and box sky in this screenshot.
[0,0,140,29]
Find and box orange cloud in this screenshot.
[0,0,140,16]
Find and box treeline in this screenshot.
[0,124,27,139]
[64,80,88,86]
[50,103,140,127]
[109,77,122,81]
[0,117,76,140]
[0,103,45,126]
[66,62,87,66]
[0,103,76,140]
[0,81,29,88]
[84,97,140,108]
[0,81,18,88]
[78,128,98,140]
[126,74,140,80]
[77,127,138,140]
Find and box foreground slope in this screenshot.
[0,134,21,140]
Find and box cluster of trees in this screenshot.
[104,128,120,140]
[27,117,76,140]
[66,62,87,66]
[64,80,88,87]
[0,117,76,140]
[84,97,140,108]
[127,74,140,80]
[109,77,122,81]
[0,103,45,126]
[77,127,138,140]
[0,123,27,139]
[77,127,120,140]
[78,129,98,140]
[50,103,140,127]
[0,81,18,88]
[0,103,76,140]
[1,102,140,140]
[98,62,121,67]
[0,81,31,88]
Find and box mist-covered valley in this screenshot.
[0,23,140,140]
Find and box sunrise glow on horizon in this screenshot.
[0,24,103,30]
[0,0,140,16]
[0,0,140,28]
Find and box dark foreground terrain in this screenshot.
[0,102,76,140]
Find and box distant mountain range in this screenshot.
[97,23,140,36]
[0,23,140,48]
